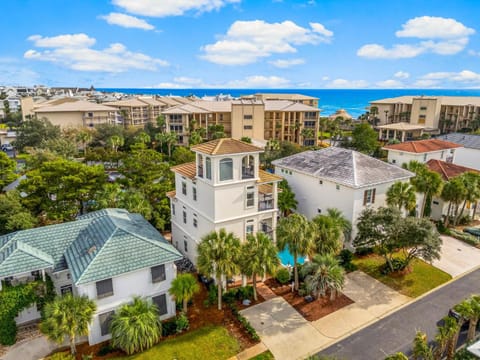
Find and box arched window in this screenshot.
[206,157,212,180]
[242,155,255,179]
[219,158,233,181]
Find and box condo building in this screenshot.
[370,96,480,140]
[162,99,320,146]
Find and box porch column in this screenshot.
[273,182,278,210]
[41,269,46,282]
[378,129,383,140]
[0,278,2,291]
[401,131,405,142]
[393,130,397,140]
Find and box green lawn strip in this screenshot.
[352,254,452,298]
[120,326,241,360]
[250,350,275,360]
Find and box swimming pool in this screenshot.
[278,246,307,266]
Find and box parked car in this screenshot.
[463,227,480,238]
[1,144,13,152]
[198,274,214,289]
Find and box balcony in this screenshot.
[259,199,274,211]
[242,166,254,179]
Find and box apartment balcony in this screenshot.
[242,166,255,179]
[258,199,274,211]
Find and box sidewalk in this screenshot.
[240,271,411,360]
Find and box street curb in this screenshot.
[303,263,480,359]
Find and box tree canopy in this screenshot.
[349,123,379,154]
[14,118,61,151]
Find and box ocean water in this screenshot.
[97,88,480,118]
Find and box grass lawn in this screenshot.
[250,351,275,359]
[121,326,241,360]
[353,254,452,298]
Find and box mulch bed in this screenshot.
[68,276,262,359]
[264,278,354,322]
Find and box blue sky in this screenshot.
[2,0,480,89]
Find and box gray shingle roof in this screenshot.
[272,147,414,188]
[0,209,182,284]
[436,133,480,150]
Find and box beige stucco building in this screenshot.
[370,96,480,135]
[162,99,320,146]
[245,93,319,108]
[32,100,119,128]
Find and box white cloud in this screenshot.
[413,79,440,88]
[112,0,240,17]
[225,75,290,88]
[269,58,305,68]
[420,70,480,83]
[357,43,424,59]
[154,75,291,88]
[101,13,154,30]
[28,34,95,48]
[325,78,368,88]
[358,16,473,59]
[395,16,474,39]
[394,71,410,79]
[375,79,404,88]
[201,20,333,65]
[24,33,168,72]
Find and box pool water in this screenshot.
[278,247,307,266]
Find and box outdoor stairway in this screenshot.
[256,282,277,300]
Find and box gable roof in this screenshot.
[383,139,462,153]
[0,209,182,284]
[272,147,414,188]
[436,133,480,150]
[426,159,479,181]
[191,138,263,155]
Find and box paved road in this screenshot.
[320,268,480,360]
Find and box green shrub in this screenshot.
[45,352,75,360]
[338,249,357,272]
[161,318,177,337]
[97,344,115,356]
[275,268,291,284]
[449,229,480,247]
[237,286,253,300]
[355,247,374,257]
[381,258,408,275]
[222,289,238,304]
[205,284,217,307]
[175,313,189,333]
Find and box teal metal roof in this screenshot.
[0,209,182,284]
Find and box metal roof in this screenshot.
[436,133,480,150]
[272,147,414,188]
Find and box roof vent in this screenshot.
[87,245,97,254]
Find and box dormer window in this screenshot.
[219,158,233,181]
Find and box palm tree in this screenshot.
[448,300,473,359]
[458,172,480,219]
[325,208,352,243]
[197,229,241,310]
[278,179,298,217]
[412,331,433,360]
[301,128,315,146]
[240,232,280,301]
[276,214,316,291]
[434,316,458,360]
[312,215,342,255]
[300,254,345,300]
[169,273,200,314]
[76,129,93,156]
[40,294,96,355]
[108,135,124,153]
[189,130,203,146]
[441,177,467,226]
[404,161,443,217]
[110,297,162,355]
[164,131,178,158]
[386,181,417,214]
[135,132,151,147]
[467,295,480,342]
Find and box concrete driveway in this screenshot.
[432,235,480,277]
[241,272,410,360]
